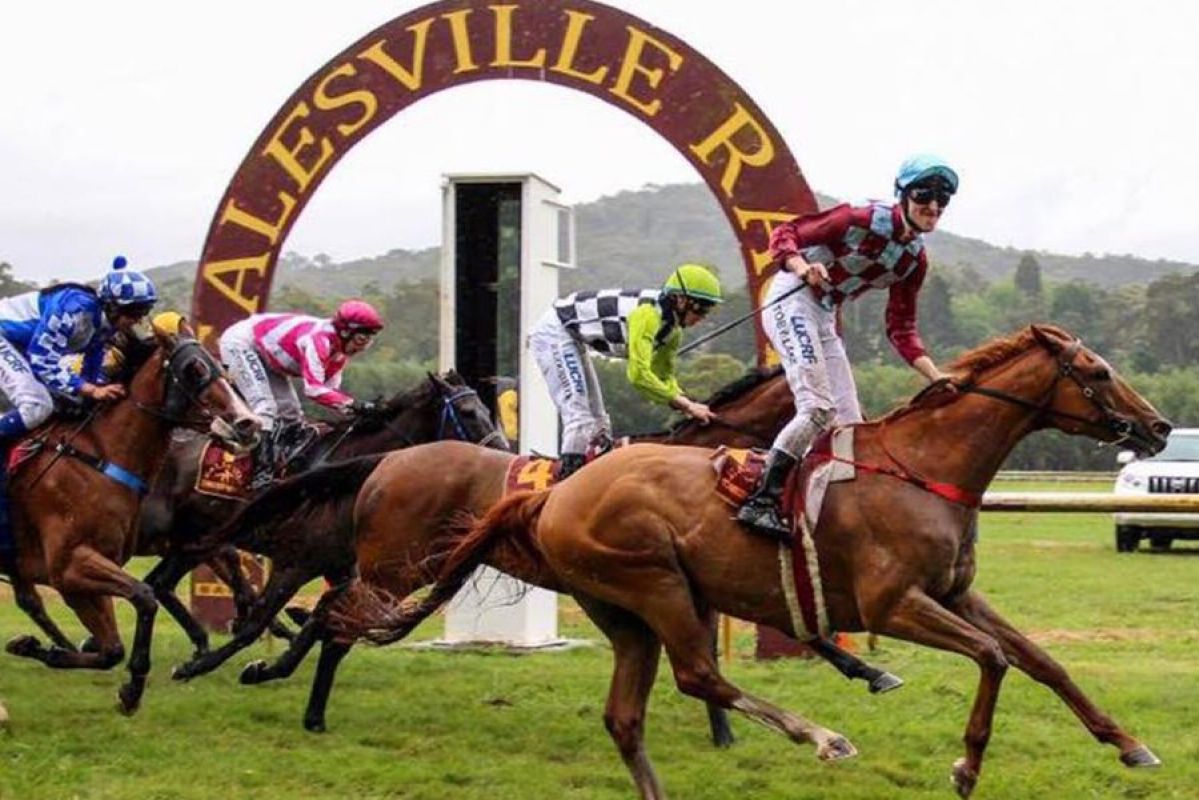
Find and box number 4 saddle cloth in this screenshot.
[195,439,253,499]
[710,427,857,641]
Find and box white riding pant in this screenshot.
[528,310,611,455]
[0,336,54,430]
[763,273,862,458]
[219,320,301,432]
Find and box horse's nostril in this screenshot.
[1152,420,1173,438]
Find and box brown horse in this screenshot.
[3,320,259,713]
[356,325,1170,799]
[233,367,897,739]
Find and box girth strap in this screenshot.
[54,441,149,496]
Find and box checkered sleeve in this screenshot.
[26,301,89,394]
[78,336,109,386]
[884,252,928,365]
[768,204,856,263]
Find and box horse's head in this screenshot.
[146,314,261,449]
[1028,325,1170,456]
[427,370,510,451]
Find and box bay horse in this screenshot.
[138,369,509,656]
[2,319,259,714]
[226,367,897,740]
[352,325,1170,798]
[153,372,511,683]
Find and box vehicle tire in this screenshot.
[1115,526,1141,553]
[1148,534,1174,551]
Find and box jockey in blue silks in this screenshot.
[0,256,158,573]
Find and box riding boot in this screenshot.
[736,449,797,542]
[249,430,277,491]
[557,452,586,481]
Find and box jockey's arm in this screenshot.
[26,301,91,398]
[298,336,354,411]
[626,304,682,406]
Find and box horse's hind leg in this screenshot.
[575,593,667,800]
[704,611,735,748]
[6,593,125,671]
[240,614,323,686]
[951,589,1158,769]
[594,567,856,762]
[301,636,352,733]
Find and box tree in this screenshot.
[1014,252,1043,297]
[0,261,36,298]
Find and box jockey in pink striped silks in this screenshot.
[219,300,384,487]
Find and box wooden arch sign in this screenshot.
[191,0,816,357]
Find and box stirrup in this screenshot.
[736,500,793,543]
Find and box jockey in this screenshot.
[737,155,960,540]
[529,263,723,479]
[0,256,158,570]
[218,299,384,488]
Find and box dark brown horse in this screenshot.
[355,325,1170,798]
[157,372,510,682]
[230,367,896,739]
[138,369,508,656]
[2,319,259,713]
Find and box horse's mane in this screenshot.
[106,330,160,383]
[322,370,465,433]
[636,365,781,438]
[877,324,1072,423]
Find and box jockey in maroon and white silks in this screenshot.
[737,154,961,540]
[219,301,384,431]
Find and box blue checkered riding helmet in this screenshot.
[99,255,158,309]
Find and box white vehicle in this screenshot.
[1113,427,1199,552]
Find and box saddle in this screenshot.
[195,421,321,499]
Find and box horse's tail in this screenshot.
[196,454,387,554]
[328,490,551,644]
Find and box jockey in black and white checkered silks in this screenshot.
[527,263,723,479]
[0,256,158,570]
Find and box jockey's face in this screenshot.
[677,296,715,328]
[106,303,152,334]
[341,330,377,356]
[903,177,954,234]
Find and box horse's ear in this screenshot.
[150,311,186,346]
[1031,324,1065,354]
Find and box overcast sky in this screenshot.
[1,0,1196,284]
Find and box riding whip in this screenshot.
[678,283,804,356]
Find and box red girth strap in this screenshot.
[808,452,983,509]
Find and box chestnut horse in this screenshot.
[2,320,259,713]
[231,367,896,739]
[360,325,1170,799]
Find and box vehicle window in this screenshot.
[1147,434,1199,462]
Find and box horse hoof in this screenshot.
[1120,744,1162,768]
[951,757,978,798]
[116,686,141,716]
[817,734,857,761]
[170,664,194,683]
[304,717,327,734]
[285,606,312,627]
[868,672,904,694]
[78,636,99,654]
[239,661,268,685]
[5,635,40,658]
[710,729,735,749]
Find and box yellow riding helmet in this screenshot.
[663,264,723,304]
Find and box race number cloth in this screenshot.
[504,455,562,494]
[194,439,253,499]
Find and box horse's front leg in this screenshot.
[870,588,1009,799]
[145,549,210,658]
[9,577,77,651]
[6,591,125,671]
[951,589,1159,769]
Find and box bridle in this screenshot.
[952,337,1135,445]
[133,339,227,432]
[435,383,507,448]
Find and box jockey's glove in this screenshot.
[349,400,380,417]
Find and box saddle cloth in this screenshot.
[195,439,253,499]
[710,427,858,640]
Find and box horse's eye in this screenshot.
[1093,368,1111,382]
[186,360,211,385]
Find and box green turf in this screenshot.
[1,489,1196,799]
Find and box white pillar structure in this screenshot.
[438,173,574,647]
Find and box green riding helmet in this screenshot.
[663,263,723,304]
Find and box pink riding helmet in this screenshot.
[332,300,385,334]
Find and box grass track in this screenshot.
[1,488,1197,799]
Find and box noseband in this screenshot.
[437,385,507,448]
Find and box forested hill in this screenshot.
[140,182,1195,306]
